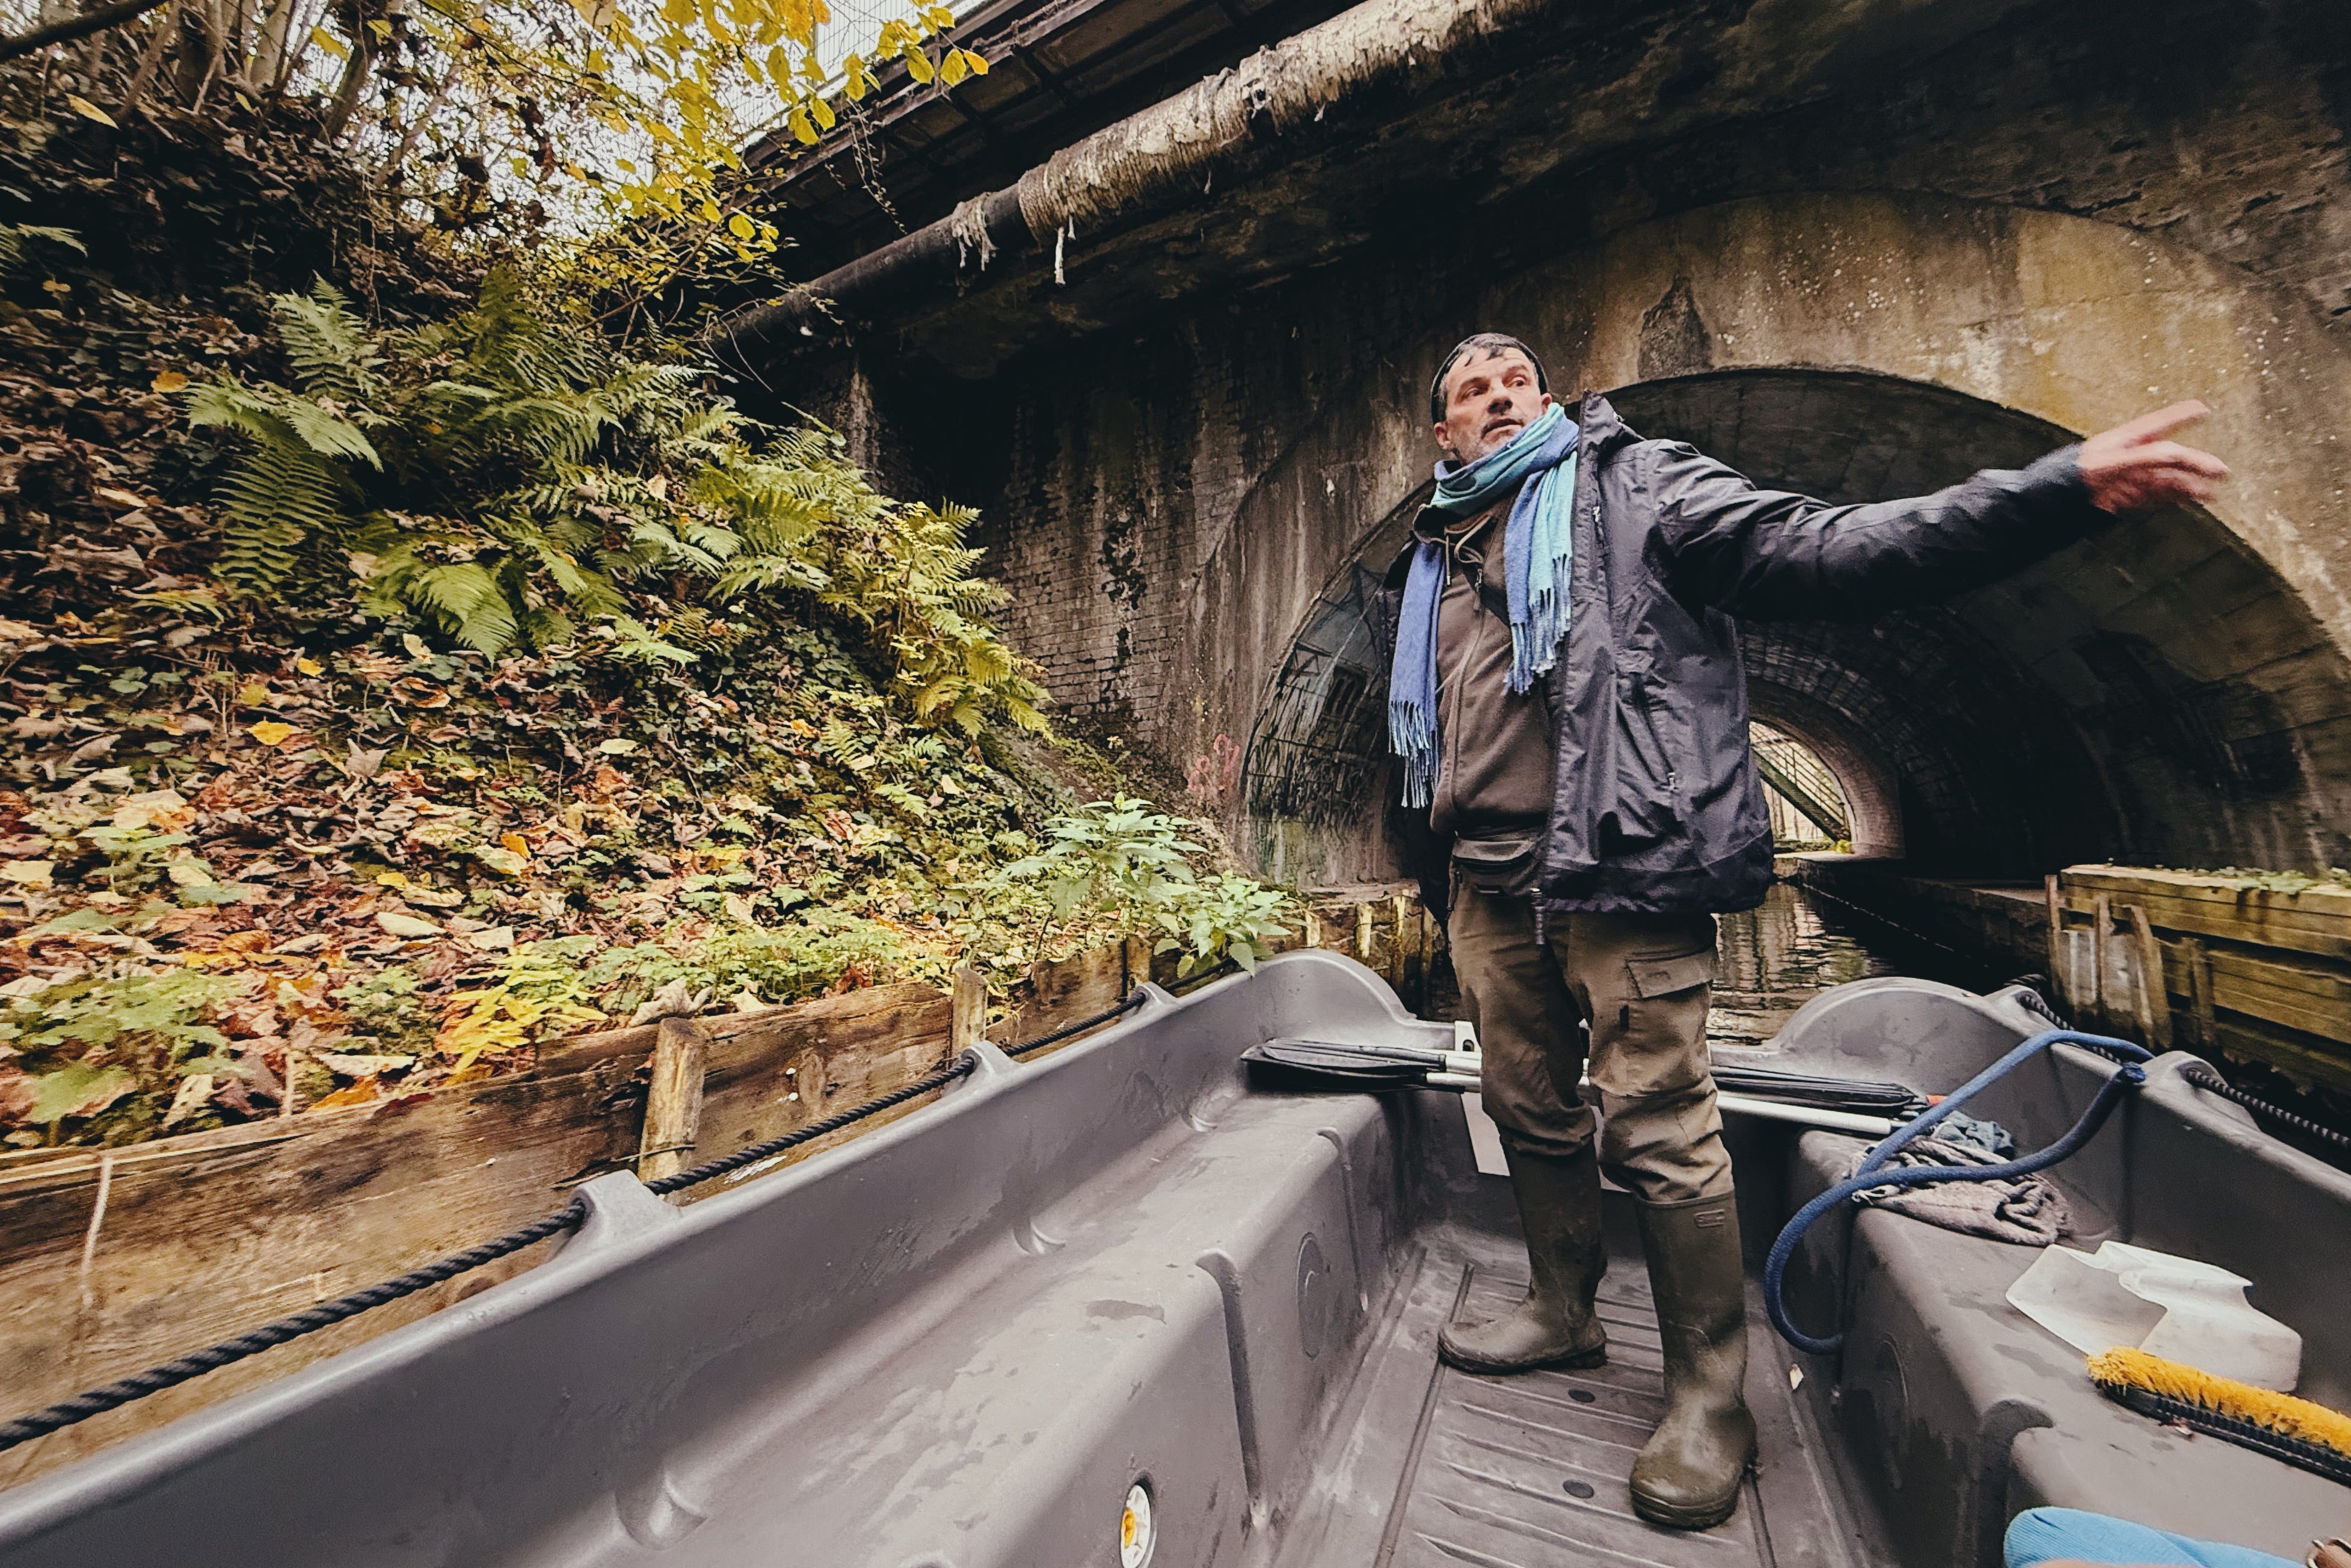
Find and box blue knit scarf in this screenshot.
[1387,404,1579,807]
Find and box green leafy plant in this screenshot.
[0,968,254,1142]
[988,798,1294,975]
[0,223,83,276]
[188,275,1048,736]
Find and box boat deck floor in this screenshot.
[1278,1219,1890,1568]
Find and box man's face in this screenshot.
[1433,347,1553,464]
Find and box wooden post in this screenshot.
[1389,894,1410,988]
[1303,909,1322,950]
[950,967,987,1060]
[2091,893,2112,1030]
[1418,903,1436,1012]
[2187,937,2219,1051]
[1356,901,1374,965]
[2044,874,2067,1011]
[637,1016,707,1185]
[2126,905,2172,1050]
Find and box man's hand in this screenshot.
[2078,401,2230,514]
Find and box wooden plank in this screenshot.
[0,979,952,1486]
[2044,873,2067,1012]
[636,1017,707,1184]
[2210,1013,2351,1100]
[1388,894,1410,988]
[2125,905,2172,1050]
[987,942,1128,1049]
[2062,867,2351,964]
[2204,950,2351,1046]
[951,967,988,1060]
[2091,893,2112,1031]
[0,1051,647,1486]
[1356,901,1374,964]
[2187,938,2219,1051]
[1417,902,1436,1012]
[687,985,953,1196]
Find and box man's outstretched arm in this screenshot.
[1652,402,2229,621]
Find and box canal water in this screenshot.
[1708,879,2008,1049]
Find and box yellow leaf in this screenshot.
[309,24,349,57]
[238,681,271,707]
[960,46,988,75]
[727,212,755,239]
[376,911,443,939]
[902,42,934,84]
[310,1078,381,1110]
[500,832,531,856]
[249,721,295,746]
[810,96,835,130]
[150,369,189,393]
[939,48,967,85]
[296,657,324,675]
[788,106,816,144]
[65,96,118,128]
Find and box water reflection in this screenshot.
[1709,881,1896,1046]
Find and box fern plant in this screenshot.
[185,272,1047,734]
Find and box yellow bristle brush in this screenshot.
[2089,1347,2351,1487]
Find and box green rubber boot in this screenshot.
[1630,1193,1757,1530]
[1439,1143,1608,1374]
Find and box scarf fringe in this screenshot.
[1391,408,1579,805]
[1388,539,1445,807]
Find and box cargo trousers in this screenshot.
[1447,889,1733,1205]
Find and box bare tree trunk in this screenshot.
[248,0,291,90]
[116,3,177,111]
[319,22,371,140]
[381,58,454,177]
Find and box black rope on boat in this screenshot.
[0,1204,586,1453]
[645,1056,978,1194]
[2014,983,2349,1152]
[2177,1060,2351,1154]
[1004,993,1148,1059]
[0,955,1261,1454]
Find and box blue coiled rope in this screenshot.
[1763,1028,2153,1356]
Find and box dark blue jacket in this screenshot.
[1380,392,2110,916]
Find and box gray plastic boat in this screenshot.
[0,950,2343,1566]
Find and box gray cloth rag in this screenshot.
[1837,1135,2070,1245]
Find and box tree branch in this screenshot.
[0,0,173,64]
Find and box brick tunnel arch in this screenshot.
[1245,364,2348,887]
[1230,194,2351,889]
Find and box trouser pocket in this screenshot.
[1568,913,1716,1101]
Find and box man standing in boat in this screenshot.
[1384,333,2228,1530]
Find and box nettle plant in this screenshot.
[988,797,1295,977]
[188,274,1046,735]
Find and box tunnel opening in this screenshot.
[1248,367,2350,887]
[1751,724,1849,852]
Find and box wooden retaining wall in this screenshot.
[2048,867,2350,1096]
[0,889,1437,1486]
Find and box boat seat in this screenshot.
[1780,1128,2349,1568]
